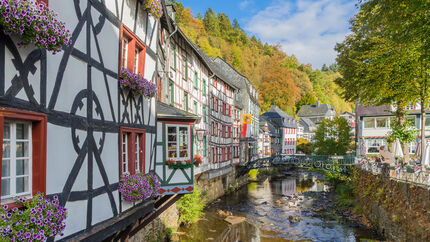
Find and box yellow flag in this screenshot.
[242,114,252,124]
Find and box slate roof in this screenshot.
[213,57,259,106]
[260,116,280,137]
[157,101,200,121]
[356,105,392,117]
[297,103,336,117]
[261,105,297,128]
[299,118,316,132]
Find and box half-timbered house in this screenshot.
[0,0,173,240]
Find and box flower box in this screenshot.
[120,68,157,98]
[119,173,161,202]
[193,154,202,167]
[142,0,163,19]
[166,159,192,169]
[0,0,71,54]
[0,193,67,240]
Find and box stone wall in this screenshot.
[129,166,249,240]
[353,168,430,241]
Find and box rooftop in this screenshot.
[297,102,336,117]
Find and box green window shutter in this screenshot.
[194,101,198,115]
[169,81,174,106]
[204,136,207,157]
[184,92,188,112]
[203,105,206,122]
[183,56,188,80]
[194,71,198,89]
[203,79,206,96]
[195,135,198,154]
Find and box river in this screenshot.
[177,170,384,242]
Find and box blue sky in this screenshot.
[178,0,358,69]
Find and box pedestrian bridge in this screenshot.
[246,155,357,172]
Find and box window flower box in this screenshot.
[120,68,157,98]
[0,193,67,240]
[166,159,192,169]
[142,0,163,19]
[118,173,161,202]
[0,0,71,54]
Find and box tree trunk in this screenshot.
[421,101,426,162]
[396,104,409,164]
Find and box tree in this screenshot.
[295,93,317,114]
[314,118,352,155]
[335,0,429,162]
[203,8,220,36]
[321,64,329,72]
[297,138,313,155]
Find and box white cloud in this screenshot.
[239,0,252,10]
[245,0,357,69]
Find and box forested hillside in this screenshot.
[171,1,353,115]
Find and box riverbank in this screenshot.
[176,169,383,241]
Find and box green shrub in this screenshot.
[248,169,258,180]
[335,183,355,208]
[176,187,206,224]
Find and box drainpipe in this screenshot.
[207,73,215,170]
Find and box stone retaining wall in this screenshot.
[354,168,430,241]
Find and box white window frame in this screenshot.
[134,47,140,74]
[121,38,129,69]
[122,133,128,175]
[135,134,140,173]
[165,124,190,161]
[2,121,33,200]
[365,139,386,154]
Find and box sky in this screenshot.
[178,0,358,69]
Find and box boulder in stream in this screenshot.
[288,215,301,223]
[224,216,246,225]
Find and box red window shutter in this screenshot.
[37,0,48,5]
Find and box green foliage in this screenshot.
[295,93,317,113]
[248,169,258,180]
[335,183,355,208]
[314,117,352,155]
[296,138,313,155]
[176,187,206,224]
[387,118,418,145]
[170,0,353,115]
[258,168,279,176]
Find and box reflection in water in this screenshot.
[178,172,382,242]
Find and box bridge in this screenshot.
[245,155,357,172]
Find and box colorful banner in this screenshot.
[242,114,252,124]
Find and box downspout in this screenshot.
[207,73,215,170]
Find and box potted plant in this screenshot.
[142,0,163,19]
[120,68,157,98]
[0,193,67,240]
[118,173,161,202]
[167,159,193,169]
[193,154,202,167]
[0,0,71,54]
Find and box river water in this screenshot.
[177,171,384,242]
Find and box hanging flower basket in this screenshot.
[119,173,161,202]
[0,0,71,54]
[120,68,157,98]
[0,193,67,240]
[166,159,192,169]
[142,0,163,19]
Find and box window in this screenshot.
[366,139,386,154]
[2,122,32,199]
[166,125,190,160]
[407,116,416,126]
[409,141,417,154]
[121,25,146,73]
[203,79,206,96]
[172,44,177,70]
[364,118,375,129]
[169,80,174,106]
[203,105,207,122]
[0,109,47,203]
[183,56,188,80]
[184,92,188,112]
[376,118,388,128]
[194,71,198,89]
[194,101,198,115]
[425,117,430,128]
[120,128,145,175]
